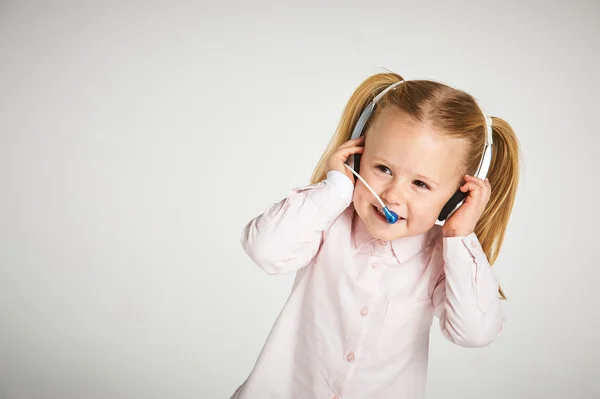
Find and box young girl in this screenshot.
[231,72,519,399]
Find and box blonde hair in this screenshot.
[310,72,521,299]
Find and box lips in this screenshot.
[372,204,405,221]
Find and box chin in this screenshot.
[372,228,412,241]
[357,205,436,241]
[357,205,409,241]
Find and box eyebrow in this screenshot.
[373,157,440,188]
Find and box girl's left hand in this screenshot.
[442,175,491,237]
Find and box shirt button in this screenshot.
[346,351,355,362]
[471,241,477,248]
[371,261,380,269]
[378,239,386,246]
[360,306,369,316]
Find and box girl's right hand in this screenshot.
[326,136,365,183]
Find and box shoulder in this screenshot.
[322,204,354,241]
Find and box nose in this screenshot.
[381,184,405,206]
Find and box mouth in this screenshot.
[372,204,405,223]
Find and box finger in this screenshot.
[335,145,364,160]
[337,144,365,153]
[459,181,484,195]
[338,136,365,149]
[470,176,492,195]
[460,182,492,208]
[464,174,487,190]
[349,135,366,142]
[483,179,492,200]
[465,175,492,195]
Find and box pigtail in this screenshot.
[474,117,521,299]
[310,72,404,184]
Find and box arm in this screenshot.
[432,233,505,348]
[241,170,354,274]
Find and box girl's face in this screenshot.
[353,107,468,241]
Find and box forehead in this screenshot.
[365,107,467,181]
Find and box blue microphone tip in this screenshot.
[383,207,399,224]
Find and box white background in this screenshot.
[0,1,598,398]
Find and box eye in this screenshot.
[376,165,392,175]
[413,180,430,190]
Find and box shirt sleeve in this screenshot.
[240,170,354,274]
[432,232,506,348]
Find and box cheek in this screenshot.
[352,182,376,213]
[355,172,381,196]
[408,196,444,219]
[352,183,368,207]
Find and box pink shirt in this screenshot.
[231,170,505,399]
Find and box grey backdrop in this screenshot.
[0,1,598,398]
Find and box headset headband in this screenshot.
[350,80,493,179]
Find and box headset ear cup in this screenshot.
[438,190,468,221]
[354,152,362,174]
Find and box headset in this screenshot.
[343,80,493,224]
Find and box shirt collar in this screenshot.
[349,205,437,264]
